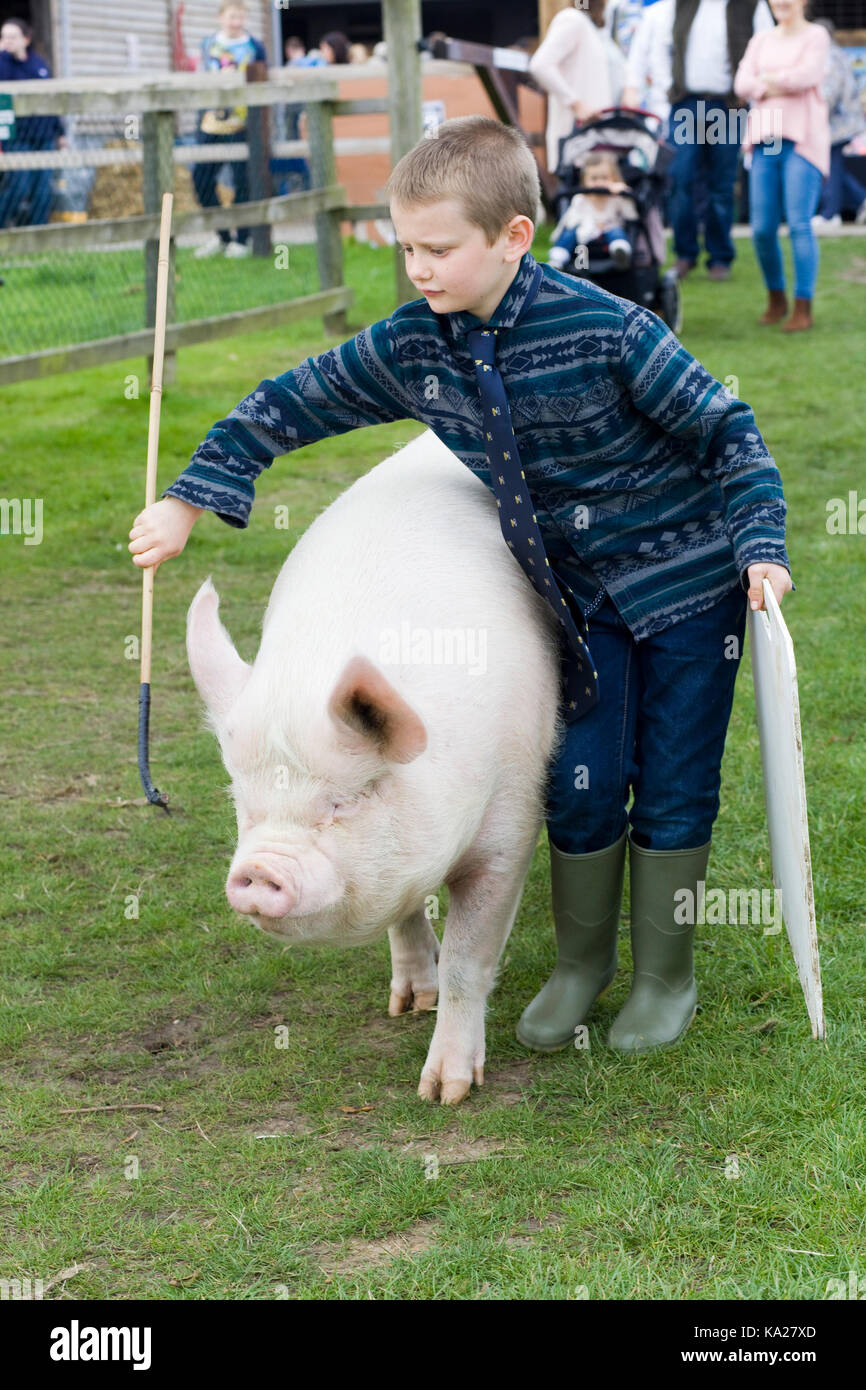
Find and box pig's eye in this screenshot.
[330,779,380,820]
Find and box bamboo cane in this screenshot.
[137,191,173,812]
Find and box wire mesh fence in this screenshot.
[0,75,356,375]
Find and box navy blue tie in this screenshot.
[467,326,599,721]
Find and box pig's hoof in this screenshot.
[417,1063,482,1105]
[388,985,438,1016]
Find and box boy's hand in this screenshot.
[129,496,203,570]
[746,562,792,612]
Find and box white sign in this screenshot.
[748,580,824,1039]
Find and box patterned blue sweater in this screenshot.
[163,251,792,640]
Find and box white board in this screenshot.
[748,579,825,1039]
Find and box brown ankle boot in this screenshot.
[782,298,813,332]
[759,289,788,325]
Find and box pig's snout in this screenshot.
[226,847,343,920]
[227,859,296,918]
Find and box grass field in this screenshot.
[1,229,864,1301]
[0,241,321,358]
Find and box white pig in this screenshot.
[186,429,563,1104]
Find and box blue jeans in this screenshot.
[669,97,741,267]
[192,129,251,244]
[545,583,747,855]
[818,140,866,219]
[749,139,823,299]
[553,224,628,259]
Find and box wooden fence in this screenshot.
[0,61,437,385]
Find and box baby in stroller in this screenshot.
[545,107,681,332]
[548,151,639,272]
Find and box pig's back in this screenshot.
[259,430,562,763]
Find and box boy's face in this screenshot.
[221,5,248,36]
[390,198,533,323]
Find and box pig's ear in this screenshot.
[186,578,252,720]
[328,655,428,765]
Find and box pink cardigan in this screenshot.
[734,24,831,177]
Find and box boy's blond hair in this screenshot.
[385,116,541,246]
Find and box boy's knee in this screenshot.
[548,815,628,856]
[629,817,715,851]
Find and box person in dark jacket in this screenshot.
[666,0,775,281]
[0,18,64,227]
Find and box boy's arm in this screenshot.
[615,302,793,593]
[162,315,411,527]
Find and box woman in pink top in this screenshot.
[734,0,831,331]
[529,0,613,175]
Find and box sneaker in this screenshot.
[707,263,731,281]
[193,232,226,259]
[812,214,842,233]
[855,200,866,227]
[224,239,252,258]
[608,237,632,269]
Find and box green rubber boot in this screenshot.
[516,830,627,1052]
[607,831,711,1052]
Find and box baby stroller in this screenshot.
[552,107,681,334]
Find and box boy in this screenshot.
[130,116,793,1056]
[191,1,267,260]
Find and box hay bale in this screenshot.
[87,143,215,221]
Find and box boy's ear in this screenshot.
[507,213,535,256]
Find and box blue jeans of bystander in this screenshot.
[749,138,823,299]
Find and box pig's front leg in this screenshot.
[419,839,537,1105]
[388,908,440,1016]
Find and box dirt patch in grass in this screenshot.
[247,1111,316,1140]
[481,1058,537,1105]
[319,1118,521,1165]
[138,1013,210,1053]
[8,1009,241,1089]
[395,1133,515,1165]
[839,256,866,284]
[362,1010,433,1043]
[310,1218,439,1277]
[505,1209,570,1248]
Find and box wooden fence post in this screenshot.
[246,60,272,257]
[306,99,346,337]
[142,110,177,384]
[383,0,423,306]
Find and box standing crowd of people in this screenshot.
[1,0,864,329]
[0,1,361,247]
[530,0,866,332]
